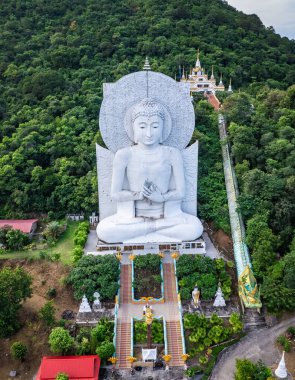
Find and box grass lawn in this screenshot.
[0,221,80,265]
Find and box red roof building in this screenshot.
[35,355,101,380]
[0,219,38,234]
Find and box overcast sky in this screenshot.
[226,0,295,40]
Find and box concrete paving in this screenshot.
[84,229,98,253]
[202,231,220,259]
[210,315,295,380]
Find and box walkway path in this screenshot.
[210,316,295,380]
[115,255,184,369]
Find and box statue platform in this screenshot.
[89,238,206,255]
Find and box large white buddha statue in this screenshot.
[96,98,203,243]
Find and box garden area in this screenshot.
[184,312,244,379]
[0,220,84,265]
[68,254,120,303]
[133,254,163,300]
[176,255,234,304]
[133,318,165,359]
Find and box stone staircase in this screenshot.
[166,321,185,367]
[243,309,267,331]
[115,260,186,369]
[163,263,178,302]
[116,321,132,368]
[120,264,132,303]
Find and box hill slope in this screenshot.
[0,0,294,217]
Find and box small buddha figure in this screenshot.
[96,98,203,243]
[192,285,200,307]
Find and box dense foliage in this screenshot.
[184,312,243,358]
[0,267,32,337]
[0,225,29,250]
[75,318,114,360]
[72,221,90,262]
[223,87,295,312]
[0,0,294,218]
[133,254,162,299]
[134,319,164,344]
[68,254,119,301]
[176,255,232,301]
[196,100,230,232]
[234,359,272,380]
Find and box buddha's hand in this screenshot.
[132,191,144,201]
[143,183,165,203]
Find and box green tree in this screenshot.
[49,327,74,354]
[38,301,56,327]
[10,341,28,361]
[0,267,32,337]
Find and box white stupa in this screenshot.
[275,351,288,379]
[213,286,226,307]
[79,294,92,313]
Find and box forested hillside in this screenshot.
[223,86,295,312]
[0,0,295,218]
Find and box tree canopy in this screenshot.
[0,267,32,337]
[0,0,294,218]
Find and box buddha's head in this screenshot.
[125,98,171,145]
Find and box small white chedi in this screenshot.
[213,285,226,307]
[96,69,203,244]
[275,351,288,379]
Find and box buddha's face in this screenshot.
[133,115,164,147]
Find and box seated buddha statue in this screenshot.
[96,98,203,243]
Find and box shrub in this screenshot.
[44,221,65,241]
[71,221,90,262]
[287,326,295,337]
[39,301,56,326]
[151,319,164,344]
[0,226,29,250]
[235,359,272,380]
[47,287,57,298]
[229,313,243,333]
[72,246,84,263]
[96,341,115,360]
[10,341,27,361]
[49,327,74,354]
[199,355,209,364]
[39,251,51,260]
[55,373,69,380]
[276,335,291,352]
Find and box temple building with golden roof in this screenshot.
[180,50,232,94]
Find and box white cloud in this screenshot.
[226,0,295,39]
